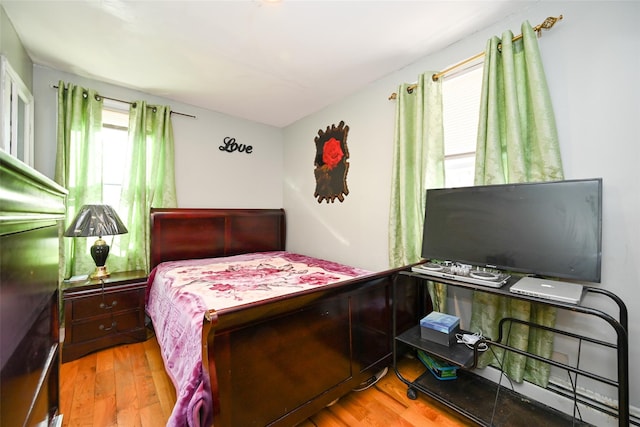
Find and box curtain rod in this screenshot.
[388,15,563,100]
[52,84,196,118]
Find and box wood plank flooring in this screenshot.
[60,337,474,426]
[60,337,175,427]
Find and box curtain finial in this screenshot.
[535,15,563,36]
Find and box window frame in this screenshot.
[0,55,34,166]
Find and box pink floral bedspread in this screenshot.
[145,251,370,427]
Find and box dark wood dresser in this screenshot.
[0,151,67,426]
[62,270,147,362]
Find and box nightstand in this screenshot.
[62,270,147,363]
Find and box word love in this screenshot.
[219,137,253,154]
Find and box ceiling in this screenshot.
[2,0,537,128]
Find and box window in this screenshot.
[1,55,34,166]
[101,101,129,209]
[442,66,483,188]
[72,102,130,262]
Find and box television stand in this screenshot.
[392,270,629,426]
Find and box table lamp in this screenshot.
[64,204,128,279]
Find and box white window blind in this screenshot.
[101,104,129,208]
[442,66,483,187]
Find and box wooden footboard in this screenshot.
[202,267,420,427]
[149,208,423,426]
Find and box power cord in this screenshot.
[456,331,489,352]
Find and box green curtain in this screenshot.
[470,21,564,387]
[54,81,104,278]
[110,101,177,274]
[389,72,447,311]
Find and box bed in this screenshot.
[146,208,421,426]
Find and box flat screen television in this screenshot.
[421,178,603,283]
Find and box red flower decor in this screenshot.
[322,137,344,170]
[313,120,350,203]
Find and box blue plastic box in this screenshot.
[420,311,460,346]
[420,311,460,333]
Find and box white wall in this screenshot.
[32,66,284,209]
[0,6,32,88]
[282,86,396,270]
[283,0,640,421]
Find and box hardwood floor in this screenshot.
[60,337,175,427]
[60,337,474,426]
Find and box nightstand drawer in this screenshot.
[69,289,142,320]
[69,310,142,343]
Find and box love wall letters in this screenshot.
[219,137,253,154]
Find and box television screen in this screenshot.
[421,178,602,283]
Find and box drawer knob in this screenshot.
[99,301,117,309]
[99,321,117,331]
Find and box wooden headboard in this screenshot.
[149,208,286,270]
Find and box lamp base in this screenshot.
[91,266,110,279]
[90,238,111,280]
